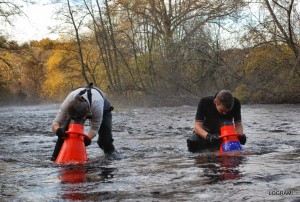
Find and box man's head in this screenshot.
[68,95,90,122]
[214,90,234,114]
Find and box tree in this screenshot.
[0,1,23,26]
[66,0,90,84]
[0,1,25,103]
[41,40,84,100]
[264,0,300,73]
[83,0,123,92]
[114,0,248,95]
[238,0,300,102]
[243,0,300,73]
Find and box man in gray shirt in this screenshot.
[51,84,115,160]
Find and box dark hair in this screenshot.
[68,95,90,121]
[215,90,234,110]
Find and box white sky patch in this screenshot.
[2,0,59,43]
[296,1,300,13]
[1,1,299,44]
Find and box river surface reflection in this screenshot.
[0,104,299,201]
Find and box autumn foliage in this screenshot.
[0,0,299,105]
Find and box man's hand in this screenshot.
[84,136,91,146]
[205,133,220,147]
[238,134,247,145]
[56,127,67,138]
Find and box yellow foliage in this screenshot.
[233,84,248,102]
[236,44,299,103]
[41,72,66,100]
[41,49,75,100]
[243,44,294,75]
[46,50,64,71]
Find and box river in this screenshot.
[0,104,299,201]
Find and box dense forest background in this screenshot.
[0,0,299,106]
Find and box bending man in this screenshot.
[187,90,246,152]
[51,83,115,161]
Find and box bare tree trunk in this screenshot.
[66,0,89,85]
[83,0,115,89]
[103,0,123,91]
[90,0,120,91]
[264,0,300,73]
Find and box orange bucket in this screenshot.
[218,122,242,153]
[55,123,88,164]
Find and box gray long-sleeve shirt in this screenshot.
[53,87,105,135]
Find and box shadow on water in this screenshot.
[192,153,246,184]
[57,162,118,201]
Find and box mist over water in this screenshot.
[0,104,299,201]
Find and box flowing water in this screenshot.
[0,104,299,201]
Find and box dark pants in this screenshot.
[187,132,220,153]
[97,108,115,154]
